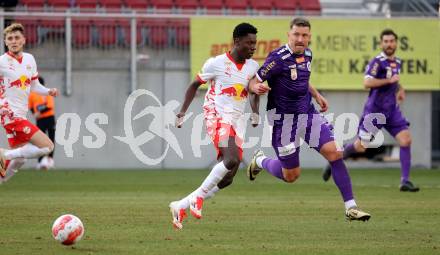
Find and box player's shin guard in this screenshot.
[262,158,285,181]
[330,159,354,202]
[400,146,411,184]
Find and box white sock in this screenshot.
[177,186,220,209]
[176,162,229,209]
[344,199,357,210]
[195,161,229,198]
[4,144,51,160]
[205,186,220,200]
[1,158,26,184]
[256,155,267,168]
[7,158,26,172]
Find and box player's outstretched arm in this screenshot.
[31,79,58,97]
[175,79,202,128]
[364,75,399,89]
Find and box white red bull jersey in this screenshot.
[0,52,39,125]
[197,52,259,139]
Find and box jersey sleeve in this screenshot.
[30,54,39,81]
[364,58,380,79]
[196,57,216,84]
[256,53,282,82]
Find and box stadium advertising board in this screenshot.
[191,18,439,90]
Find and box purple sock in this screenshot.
[400,146,411,183]
[330,159,354,202]
[343,143,356,159]
[262,158,284,181]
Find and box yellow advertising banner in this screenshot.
[191,17,439,90]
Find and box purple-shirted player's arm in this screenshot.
[309,83,328,112]
[175,79,203,128]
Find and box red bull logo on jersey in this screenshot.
[219,84,248,101]
[9,75,30,90]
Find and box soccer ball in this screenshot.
[51,214,85,245]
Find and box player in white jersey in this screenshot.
[0,23,58,183]
[169,23,269,230]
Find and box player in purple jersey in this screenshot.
[247,17,371,221]
[322,29,419,192]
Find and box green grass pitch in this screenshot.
[0,168,439,255]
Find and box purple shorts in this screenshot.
[271,107,335,169]
[358,106,409,142]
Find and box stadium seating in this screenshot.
[224,0,247,11]
[200,0,223,10]
[14,19,38,46]
[272,0,297,11]
[249,0,272,14]
[100,0,123,10]
[46,0,70,10]
[168,19,190,48]
[176,0,199,9]
[298,0,321,12]
[75,0,98,10]
[95,20,118,47]
[124,0,148,10]
[72,19,92,47]
[118,19,144,46]
[147,19,168,48]
[20,0,45,8]
[150,0,174,9]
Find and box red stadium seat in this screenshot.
[100,0,122,9]
[224,0,247,9]
[119,20,143,46]
[39,19,65,43]
[125,0,148,9]
[75,0,98,9]
[176,0,199,9]
[249,0,271,11]
[138,19,168,48]
[95,20,117,47]
[298,0,321,12]
[150,0,174,9]
[200,0,223,9]
[273,0,297,11]
[14,19,39,46]
[20,0,45,8]
[46,0,71,10]
[168,19,190,48]
[72,19,92,47]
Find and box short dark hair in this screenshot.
[233,23,258,39]
[380,29,398,40]
[290,17,311,29]
[38,76,45,85]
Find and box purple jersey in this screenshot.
[257,44,313,114]
[364,52,401,113]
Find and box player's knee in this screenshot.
[325,150,343,162]
[399,136,412,147]
[283,169,300,183]
[223,157,240,170]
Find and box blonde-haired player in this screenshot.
[0,23,58,183]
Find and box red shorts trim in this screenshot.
[4,119,39,147]
[207,120,243,161]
